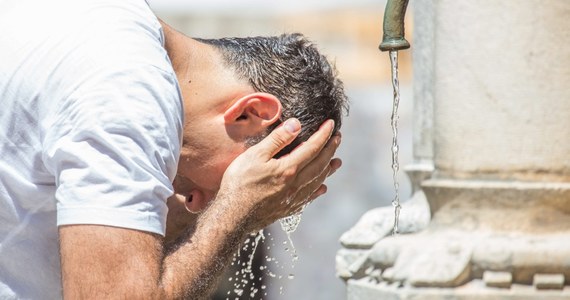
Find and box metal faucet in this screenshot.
[379,0,410,51]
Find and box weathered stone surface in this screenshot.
[423,180,570,231]
[381,267,395,282]
[433,1,570,177]
[339,207,394,249]
[347,278,570,300]
[335,248,369,280]
[473,238,513,271]
[368,233,416,268]
[339,190,430,249]
[408,242,472,287]
[484,271,512,288]
[534,274,565,290]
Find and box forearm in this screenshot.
[60,196,250,300]
[160,193,252,299]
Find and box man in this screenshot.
[0,0,347,299]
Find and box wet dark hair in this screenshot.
[196,33,349,157]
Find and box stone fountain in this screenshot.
[336,0,570,299]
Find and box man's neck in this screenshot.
[160,20,194,83]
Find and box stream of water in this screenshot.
[389,50,402,235]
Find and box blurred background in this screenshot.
[148,0,413,299]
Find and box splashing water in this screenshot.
[227,230,265,299]
[227,195,311,298]
[284,234,298,262]
[279,204,304,267]
[278,204,304,263]
[389,50,402,235]
[226,227,301,299]
[279,203,306,235]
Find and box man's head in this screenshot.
[165,27,348,212]
[196,34,347,157]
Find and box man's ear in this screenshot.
[183,190,208,214]
[223,92,282,131]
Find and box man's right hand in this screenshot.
[218,118,342,232]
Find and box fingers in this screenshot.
[299,157,341,203]
[328,158,342,177]
[283,119,335,169]
[254,118,302,160]
[293,131,340,190]
[286,150,341,216]
[307,184,327,202]
[288,159,333,212]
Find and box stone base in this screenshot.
[337,178,570,298]
[366,230,570,286]
[347,278,570,300]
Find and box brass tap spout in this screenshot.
[379,0,410,51]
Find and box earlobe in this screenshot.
[184,191,206,214]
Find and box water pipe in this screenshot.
[379,0,410,51]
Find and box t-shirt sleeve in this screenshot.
[41,60,182,236]
[42,63,182,236]
[39,2,183,236]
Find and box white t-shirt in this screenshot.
[0,0,183,298]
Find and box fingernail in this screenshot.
[284,119,301,133]
[328,119,335,129]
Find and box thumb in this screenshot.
[255,118,301,160]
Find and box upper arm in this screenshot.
[59,224,165,299]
